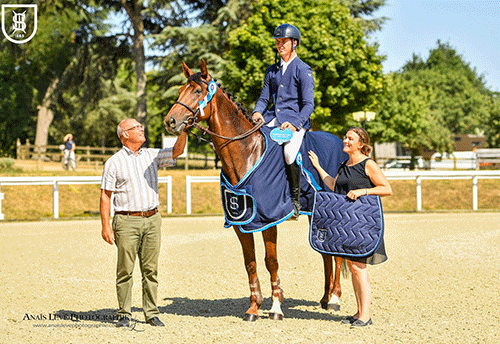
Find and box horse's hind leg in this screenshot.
[262,225,284,320]
[234,227,263,321]
[320,254,342,311]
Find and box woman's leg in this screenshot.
[347,259,371,322]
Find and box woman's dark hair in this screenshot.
[347,127,372,156]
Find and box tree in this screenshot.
[148,0,254,148]
[341,0,388,33]
[223,0,386,136]
[0,50,35,156]
[370,72,453,165]
[94,0,188,146]
[0,0,89,155]
[370,41,495,165]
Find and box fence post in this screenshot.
[416,176,422,211]
[472,176,478,211]
[167,175,172,214]
[0,185,4,220]
[53,180,59,219]
[186,175,192,214]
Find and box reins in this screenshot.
[174,76,264,142]
[192,118,264,141]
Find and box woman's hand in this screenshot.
[347,189,367,201]
[308,150,320,169]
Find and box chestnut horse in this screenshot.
[164,60,343,321]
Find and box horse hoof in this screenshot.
[320,302,340,311]
[243,313,259,322]
[269,312,283,320]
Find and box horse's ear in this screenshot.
[182,62,193,79]
[200,59,208,79]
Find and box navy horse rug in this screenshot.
[221,126,347,233]
[309,191,384,258]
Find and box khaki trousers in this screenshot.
[112,212,161,321]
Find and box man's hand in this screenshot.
[252,112,264,124]
[102,224,115,245]
[280,121,297,132]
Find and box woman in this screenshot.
[252,23,315,219]
[308,127,392,327]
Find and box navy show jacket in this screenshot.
[253,57,315,130]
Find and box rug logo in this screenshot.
[1,4,37,44]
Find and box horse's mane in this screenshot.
[188,72,252,123]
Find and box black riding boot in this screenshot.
[286,162,301,219]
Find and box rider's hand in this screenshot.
[280,121,297,132]
[252,112,264,124]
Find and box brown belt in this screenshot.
[115,208,158,217]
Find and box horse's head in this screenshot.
[164,59,215,135]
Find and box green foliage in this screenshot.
[223,0,386,136]
[0,50,36,156]
[341,0,388,33]
[486,94,500,147]
[372,41,495,156]
[0,158,22,172]
[370,73,453,154]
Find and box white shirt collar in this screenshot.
[280,55,297,74]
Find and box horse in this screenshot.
[164,59,344,321]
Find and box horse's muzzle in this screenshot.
[164,116,184,136]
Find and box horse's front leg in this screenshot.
[320,254,343,311]
[233,226,263,321]
[262,225,284,320]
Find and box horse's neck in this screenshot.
[209,93,264,185]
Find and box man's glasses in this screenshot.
[123,124,144,132]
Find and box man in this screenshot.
[252,23,315,219]
[100,118,186,327]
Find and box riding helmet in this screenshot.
[273,23,301,48]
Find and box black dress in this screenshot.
[333,158,387,265]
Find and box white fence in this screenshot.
[1,171,500,220]
[185,175,220,214]
[0,176,172,220]
[185,170,500,214]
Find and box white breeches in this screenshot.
[267,118,306,165]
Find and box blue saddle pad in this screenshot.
[310,191,384,258]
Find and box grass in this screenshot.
[1,160,499,221]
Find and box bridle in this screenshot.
[174,76,264,141]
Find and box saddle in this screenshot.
[309,191,384,258]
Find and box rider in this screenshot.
[252,23,315,219]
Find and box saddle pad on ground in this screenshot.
[310,192,384,258]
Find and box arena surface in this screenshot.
[1,213,499,343]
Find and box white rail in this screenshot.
[185,171,500,214]
[0,176,172,220]
[185,175,220,214]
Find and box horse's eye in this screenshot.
[195,89,202,95]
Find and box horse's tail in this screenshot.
[341,259,349,279]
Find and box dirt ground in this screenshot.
[1,213,499,343]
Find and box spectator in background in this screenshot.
[63,134,76,170]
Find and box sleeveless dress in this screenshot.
[334,158,387,265]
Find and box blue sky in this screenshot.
[370,0,500,92]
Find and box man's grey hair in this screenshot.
[116,124,123,138]
[117,119,128,138]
